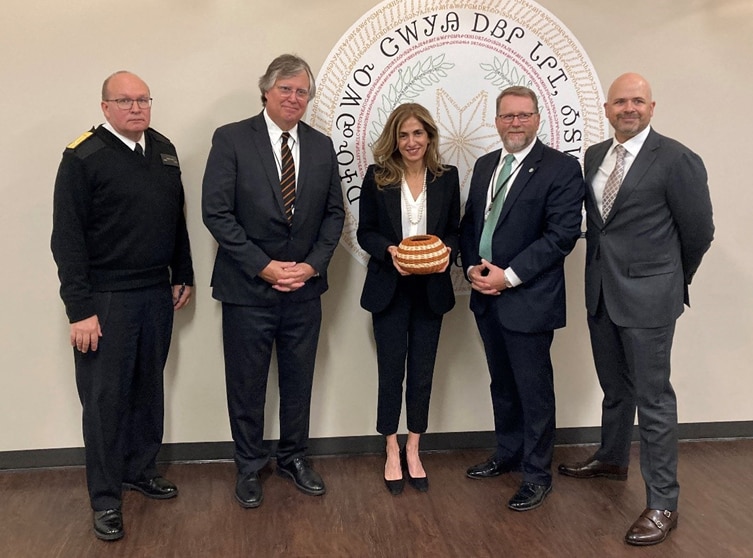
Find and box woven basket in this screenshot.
[396,234,448,275]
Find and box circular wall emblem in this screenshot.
[310,0,608,293]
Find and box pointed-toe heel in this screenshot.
[400,446,429,492]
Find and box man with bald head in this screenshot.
[558,73,714,545]
[52,71,193,541]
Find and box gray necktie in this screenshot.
[601,144,626,219]
[134,143,144,156]
[479,154,516,261]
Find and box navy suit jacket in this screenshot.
[584,128,714,328]
[460,139,585,333]
[202,112,344,305]
[357,164,460,316]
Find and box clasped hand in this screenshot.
[469,258,508,295]
[260,261,316,292]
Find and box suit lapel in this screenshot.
[473,152,500,240]
[295,124,311,218]
[251,115,287,219]
[495,140,543,226]
[385,184,403,240]
[426,171,441,235]
[606,130,660,220]
[585,140,611,227]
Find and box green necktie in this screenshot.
[479,154,516,261]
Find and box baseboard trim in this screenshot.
[2,421,752,471]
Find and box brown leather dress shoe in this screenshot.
[557,455,627,480]
[625,508,678,546]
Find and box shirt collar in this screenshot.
[263,109,299,145]
[611,125,651,157]
[102,121,145,152]
[503,138,536,165]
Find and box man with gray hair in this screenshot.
[202,54,344,508]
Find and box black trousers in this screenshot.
[74,286,173,511]
[588,294,679,510]
[372,276,443,436]
[222,298,321,476]
[475,311,555,487]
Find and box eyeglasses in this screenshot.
[276,86,309,100]
[496,112,536,123]
[104,97,153,110]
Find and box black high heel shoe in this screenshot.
[384,450,404,495]
[384,476,404,495]
[400,446,429,492]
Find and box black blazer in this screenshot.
[460,140,585,333]
[202,112,345,305]
[583,128,714,327]
[357,164,460,316]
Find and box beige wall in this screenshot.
[1,0,750,452]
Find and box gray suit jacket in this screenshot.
[202,112,344,305]
[584,128,714,328]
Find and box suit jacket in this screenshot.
[357,164,460,316]
[202,112,344,305]
[460,139,585,333]
[584,128,714,328]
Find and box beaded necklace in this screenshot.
[401,169,427,225]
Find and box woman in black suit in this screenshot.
[357,103,460,495]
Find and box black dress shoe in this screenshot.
[235,472,263,508]
[277,457,326,495]
[557,455,628,480]
[93,509,124,541]
[400,447,428,492]
[466,455,518,479]
[123,476,178,499]
[384,476,405,495]
[507,482,552,511]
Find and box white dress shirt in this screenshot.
[591,125,651,216]
[102,121,145,153]
[264,109,300,186]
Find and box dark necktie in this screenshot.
[280,132,296,223]
[134,143,144,156]
[601,144,626,219]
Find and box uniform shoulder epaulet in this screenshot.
[65,127,105,159]
[66,130,93,149]
[148,128,172,144]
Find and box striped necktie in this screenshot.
[280,132,296,223]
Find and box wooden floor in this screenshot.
[1,440,752,557]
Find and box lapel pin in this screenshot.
[528,168,534,173]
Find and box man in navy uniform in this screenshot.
[51,70,193,541]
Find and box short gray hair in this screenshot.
[258,54,316,106]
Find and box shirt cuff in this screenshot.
[504,267,522,288]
